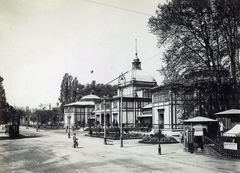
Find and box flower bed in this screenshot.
[84,127,142,140]
[85,132,142,140]
[139,136,179,144]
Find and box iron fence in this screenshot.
[203,136,240,159]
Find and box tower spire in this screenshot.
[135,39,138,57]
[132,39,141,70]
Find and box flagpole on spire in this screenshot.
[135,39,138,57]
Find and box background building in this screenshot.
[64,94,100,128]
[151,85,183,136]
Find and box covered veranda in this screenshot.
[214,109,240,131]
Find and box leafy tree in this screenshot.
[85,80,96,95]
[92,82,118,98]
[75,83,85,101]
[25,107,31,125]
[71,77,79,102]
[58,73,73,111]
[0,76,9,124]
[59,73,118,113]
[214,0,240,105]
[148,0,240,117]
[52,107,63,123]
[14,107,25,124]
[35,109,53,125]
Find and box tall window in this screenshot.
[158,109,164,122]
[127,101,133,108]
[113,101,118,108]
[96,104,100,110]
[64,108,68,113]
[106,102,111,109]
[153,94,158,102]
[122,101,127,108]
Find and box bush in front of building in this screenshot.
[139,135,179,144]
[85,126,142,139]
[141,135,151,142]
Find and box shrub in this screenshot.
[150,137,159,143]
[160,136,178,143]
[142,136,151,142]
[140,136,178,144]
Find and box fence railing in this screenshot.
[203,136,240,159]
[213,136,240,150]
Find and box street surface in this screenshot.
[0,126,239,173]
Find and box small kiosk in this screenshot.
[183,116,218,153]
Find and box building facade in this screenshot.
[94,54,157,127]
[151,85,183,136]
[64,94,101,127]
[63,54,185,134]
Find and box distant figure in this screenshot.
[179,132,183,143]
[89,129,92,136]
[219,121,225,136]
[73,133,78,148]
[66,126,68,133]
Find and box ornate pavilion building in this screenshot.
[63,52,182,135]
[94,53,157,127]
[64,94,101,127]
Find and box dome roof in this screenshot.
[65,101,95,107]
[80,94,100,101]
[125,69,155,83]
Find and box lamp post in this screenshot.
[120,89,123,147]
[26,107,29,129]
[118,73,125,148]
[68,106,71,138]
[103,96,107,145]
[133,90,138,127]
[36,109,40,132]
[37,107,45,132]
[158,119,162,155]
[36,115,39,132]
[27,116,29,129]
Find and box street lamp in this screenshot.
[120,89,123,147]
[133,90,138,127]
[37,107,45,132]
[118,73,126,148]
[26,107,29,129]
[158,119,163,155]
[36,114,39,132]
[68,106,71,138]
[103,96,107,145]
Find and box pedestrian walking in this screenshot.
[66,126,68,133]
[73,133,78,148]
[179,131,183,143]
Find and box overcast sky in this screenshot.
[0,0,167,109]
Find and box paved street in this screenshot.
[0,126,239,173]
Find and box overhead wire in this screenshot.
[81,0,153,17]
[105,71,129,85]
[81,0,162,85]
[104,51,162,86]
[142,52,162,64]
